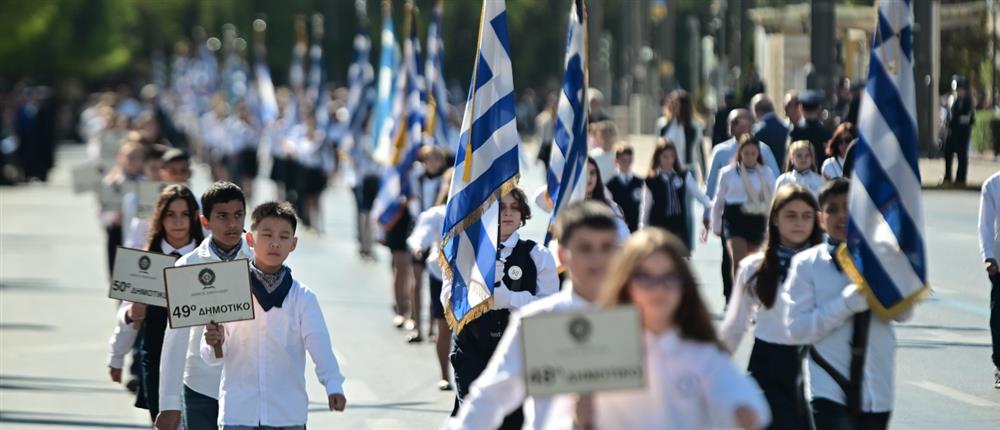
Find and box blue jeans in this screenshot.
[182,385,218,430]
[222,426,305,430]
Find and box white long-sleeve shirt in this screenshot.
[579,329,771,430]
[448,287,591,430]
[638,170,712,229]
[821,156,845,180]
[201,280,344,427]
[719,253,795,352]
[531,185,631,243]
[980,171,1000,263]
[774,169,824,197]
[710,164,777,235]
[158,237,253,411]
[781,244,911,413]
[491,232,560,311]
[703,137,781,220]
[107,239,197,368]
[407,205,446,280]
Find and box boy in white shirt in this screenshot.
[202,201,346,430]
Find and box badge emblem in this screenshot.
[138,256,151,272]
[508,265,523,281]
[568,317,592,343]
[672,176,684,189]
[198,268,216,289]
[632,188,642,201]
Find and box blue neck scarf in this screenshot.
[777,243,810,283]
[209,239,242,261]
[249,262,293,312]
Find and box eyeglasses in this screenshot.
[630,271,683,291]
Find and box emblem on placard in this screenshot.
[198,268,216,289]
[568,317,592,343]
[138,256,151,272]
[508,265,523,281]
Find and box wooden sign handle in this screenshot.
[213,343,224,358]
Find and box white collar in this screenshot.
[196,236,253,260]
[161,238,197,256]
[500,231,521,250]
[563,282,596,307]
[647,328,682,354]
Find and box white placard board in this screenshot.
[108,247,178,306]
[164,259,254,329]
[71,161,106,194]
[521,306,646,397]
[136,181,175,220]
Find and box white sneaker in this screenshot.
[994,368,1000,389]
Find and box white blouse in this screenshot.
[821,156,845,180]
[774,169,824,197]
[710,164,777,235]
[719,253,795,353]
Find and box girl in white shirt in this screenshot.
[820,122,856,180]
[775,140,824,196]
[711,135,777,285]
[720,184,822,430]
[639,138,712,255]
[575,228,770,430]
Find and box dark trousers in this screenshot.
[748,340,813,430]
[811,398,889,430]
[943,140,969,184]
[722,233,733,302]
[449,311,524,430]
[183,385,219,430]
[991,273,1000,368]
[106,224,122,276]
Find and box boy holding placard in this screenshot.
[201,201,347,429]
[156,181,252,430]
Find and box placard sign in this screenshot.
[163,259,254,329]
[136,181,175,220]
[109,247,179,307]
[71,161,106,194]
[521,306,646,397]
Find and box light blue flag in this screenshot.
[837,0,928,320]
[440,0,520,333]
[425,0,456,150]
[371,6,399,153]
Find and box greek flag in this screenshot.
[836,0,928,320]
[341,15,376,163]
[424,0,456,150]
[307,20,330,130]
[371,6,399,154]
[254,23,278,125]
[544,0,589,245]
[439,0,520,333]
[372,13,425,230]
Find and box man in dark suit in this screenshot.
[751,94,790,172]
[944,75,975,185]
[712,89,736,146]
[789,90,833,167]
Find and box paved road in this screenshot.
[0,145,997,429]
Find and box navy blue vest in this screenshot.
[606,175,644,232]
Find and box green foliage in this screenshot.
[973,109,999,153]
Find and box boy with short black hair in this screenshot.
[782,179,911,430]
[156,181,253,430]
[449,201,621,429]
[202,201,347,430]
[604,143,643,232]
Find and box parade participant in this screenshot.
[293,114,327,231]
[202,201,346,429]
[821,123,855,181]
[583,157,631,241]
[587,121,617,182]
[155,182,253,430]
[125,148,194,248]
[108,184,204,422]
[978,171,1000,388]
[639,138,712,255]
[266,102,292,201]
[719,184,822,429]
[704,109,780,301]
[448,201,621,429]
[404,145,447,342]
[711,135,777,288]
[120,144,168,250]
[604,143,643,232]
[659,89,705,174]
[200,98,231,181]
[226,102,259,200]
[782,179,912,429]
[775,141,823,196]
[102,141,145,274]
[574,228,770,430]
[407,168,455,390]
[450,187,560,429]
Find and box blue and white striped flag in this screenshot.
[372,11,425,231]
[371,5,399,154]
[439,0,520,333]
[424,0,456,150]
[544,0,589,245]
[836,0,928,319]
[253,20,279,126]
[342,14,376,165]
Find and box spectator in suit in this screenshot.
[751,94,790,174]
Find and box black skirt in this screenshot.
[383,210,414,252]
[237,148,259,179]
[269,156,287,183]
[747,339,813,430]
[428,275,445,319]
[723,203,767,245]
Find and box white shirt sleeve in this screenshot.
[159,326,192,411]
[493,245,560,310]
[719,261,759,353]
[407,209,438,255]
[639,184,652,229]
[199,325,226,367]
[782,256,857,345]
[980,179,998,262]
[449,312,528,430]
[108,302,138,368]
[710,170,728,235]
[300,290,346,396]
[685,172,712,208]
[704,349,772,428]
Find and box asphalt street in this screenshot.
[0,144,997,429]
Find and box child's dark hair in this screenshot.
[818,178,850,208]
[145,144,168,162]
[147,184,205,251]
[554,201,618,245]
[505,187,532,226]
[748,184,822,308]
[614,143,634,159]
[250,201,298,232]
[586,156,608,202]
[201,181,246,218]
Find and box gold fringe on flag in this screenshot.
[835,243,931,322]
